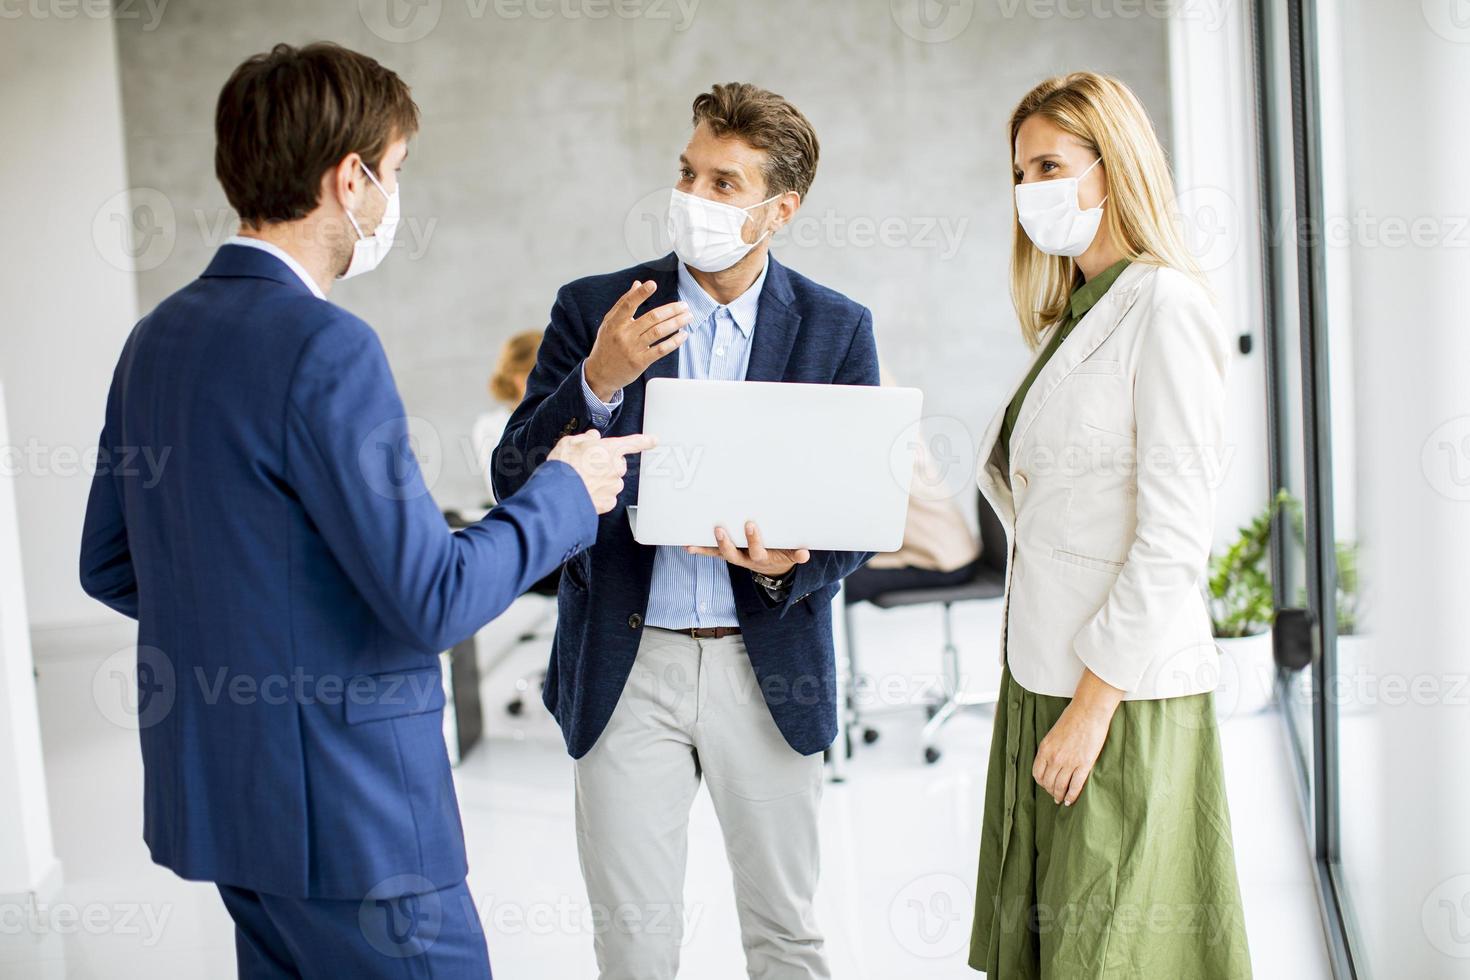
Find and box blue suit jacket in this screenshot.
[79,244,598,900]
[492,252,879,759]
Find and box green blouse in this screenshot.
[998,258,1131,470]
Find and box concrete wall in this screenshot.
[0,15,141,630]
[113,0,1175,513]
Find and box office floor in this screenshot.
[6,599,1332,979]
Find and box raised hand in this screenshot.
[583,280,693,402]
[548,430,656,514]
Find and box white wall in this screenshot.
[110,0,1176,512]
[0,15,141,630]
[1167,0,1270,546]
[1331,2,1470,976]
[0,385,60,897]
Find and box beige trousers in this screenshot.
[573,629,828,980]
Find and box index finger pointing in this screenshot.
[600,433,658,456]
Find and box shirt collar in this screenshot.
[225,235,326,300]
[1068,257,1130,323]
[676,255,768,338]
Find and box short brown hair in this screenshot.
[691,83,819,199]
[215,42,420,226]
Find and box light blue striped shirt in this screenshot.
[580,257,768,628]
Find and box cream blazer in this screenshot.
[976,262,1229,700]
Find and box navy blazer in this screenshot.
[79,244,598,900]
[492,252,879,759]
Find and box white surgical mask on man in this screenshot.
[666,188,779,272]
[1014,155,1106,257]
[339,162,400,280]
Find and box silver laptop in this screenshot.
[630,378,923,553]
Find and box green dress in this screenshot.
[969,260,1253,978]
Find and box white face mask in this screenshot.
[666,188,779,272]
[1015,155,1106,257]
[339,163,400,280]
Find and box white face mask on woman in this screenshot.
[339,162,400,280]
[1014,155,1106,257]
[666,188,779,272]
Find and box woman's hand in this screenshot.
[1033,669,1125,806]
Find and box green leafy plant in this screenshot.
[1208,489,1297,638]
[1208,488,1361,638]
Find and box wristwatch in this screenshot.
[751,569,794,595]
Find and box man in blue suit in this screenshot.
[79,43,649,979]
[493,83,879,980]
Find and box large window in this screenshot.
[1252,0,1360,975]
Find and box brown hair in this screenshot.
[489,330,543,406]
[691,83,820,199]
[215,42,420,227]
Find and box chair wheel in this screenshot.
[862,728,880,745]
[924,746,941,765]
[506,698,524,717]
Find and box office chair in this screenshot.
[841,490,1008,763]
[441,505,561,719]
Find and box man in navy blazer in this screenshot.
[79,43,648,979]
[493,84,878,979]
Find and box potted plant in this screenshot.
[1206,490,1296,716]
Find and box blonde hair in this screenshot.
[1009,72,1204,349]
[489,329,542,407]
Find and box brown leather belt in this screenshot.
[651,625,742,640]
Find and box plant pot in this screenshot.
[1212,630,1275,720]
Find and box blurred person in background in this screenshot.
[967,71,1252,978]
[474,328,543,503]
[845,366,981,601]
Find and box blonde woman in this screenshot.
[968,72,1252,977]
[472,329,542,501]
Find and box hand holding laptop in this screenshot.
[686,521,811,576]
